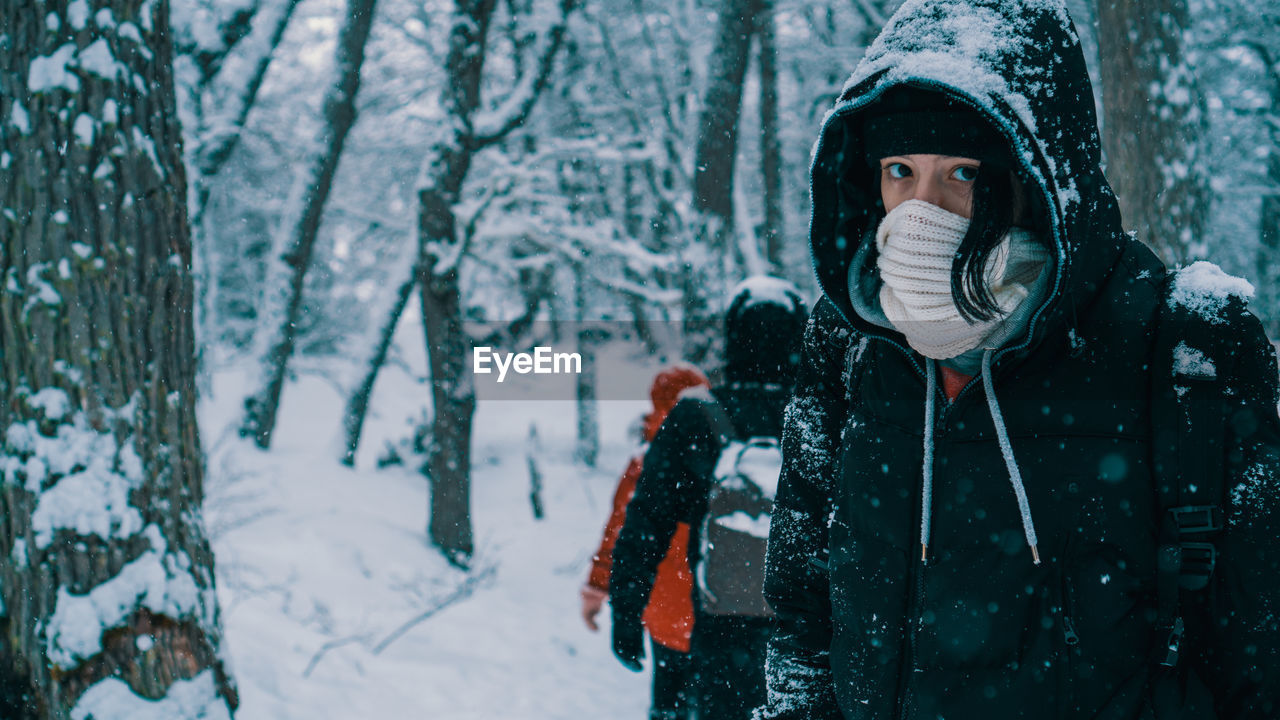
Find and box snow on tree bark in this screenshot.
[0,1,235,717]
[239,0,378,448]
[417,0,576,566]
[1098,0,1210,264]
[573,265,598,468]
[756,0,783,270]
[176,0,303,356]
[683,0,762,365]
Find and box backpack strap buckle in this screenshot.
[1178,542,1217,591]
[1167,506,1221,591]
[1169,505,1223,534]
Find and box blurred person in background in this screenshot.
[581,364,710,720]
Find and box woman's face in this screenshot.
[878,154,980,219]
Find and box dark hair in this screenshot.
[951,166,1016,323]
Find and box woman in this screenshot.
[581,364,709,720]
[758,1,1280,719]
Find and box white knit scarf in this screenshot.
[876,199,1048,360]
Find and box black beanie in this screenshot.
[724,278,808,384]
[862,86,1011,167]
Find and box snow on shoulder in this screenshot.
[1169,261,1255,325]
[730,275,803,311]
[1173,341,1216,380]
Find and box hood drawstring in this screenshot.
[918,351,1041,566]
[980,349,1041,565]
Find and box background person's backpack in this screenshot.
[1146,264,1261,715]
[696,401,782,617]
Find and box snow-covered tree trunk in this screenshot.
[573,266,598,468]
[0,1,236,717]
[416,0,494,568]
[692,0,758,252]
[757,0,783,270]
[417,0,575,566]
[683,0,759,364]
[240,0,378,448]
[340,254,421,466]
[1097,0,1210,264]
[178,0,303,357]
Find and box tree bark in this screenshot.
[1097,0,1209,264]
[1262,146,1280,337]
[416,0,575,565]
[416,0,497,567]
[573,266,598,468]
[757,0,783,270]
[691,0,758,248]
[1248,44,1280,337]
[240,0,379,448]
[0,1,235,716]
[683,0,760,364]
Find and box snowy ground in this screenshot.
[201,359,653,719]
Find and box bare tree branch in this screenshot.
[372,564,498,655]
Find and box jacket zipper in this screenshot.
[1059,552,1080,713]
[895,518,925,720]
[895,415,943,720]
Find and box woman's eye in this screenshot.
[885,163,911,179]
[952,165,979,182]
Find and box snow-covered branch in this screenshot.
[197,0,303,177]
[427,176,516,276]
[470,0,579,148]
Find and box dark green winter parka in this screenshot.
[758,1,1280,719]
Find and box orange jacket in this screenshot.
[587,455,695,652]
[586,364,708,653]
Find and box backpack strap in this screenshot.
[699,396,737,448]
[1150,273,1233,668]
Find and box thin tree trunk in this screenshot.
[0,1,235,716]
[416,0,575,565]
[757,0,783,270]
[684,0,759,364]
[692,0,758,248]
[527,424,544,520]
[1262,146,1280,337]
[573,266,599,467]
[420,257,478,566]
[1097,0,1209,264]
[1249,44,1280,337]
[340,258,421,466]
[186,0,303,353]
[415,0,496,568]
[240,0,379,448]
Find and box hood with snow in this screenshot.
[810,0,1125,359]
[723,276,808,384]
